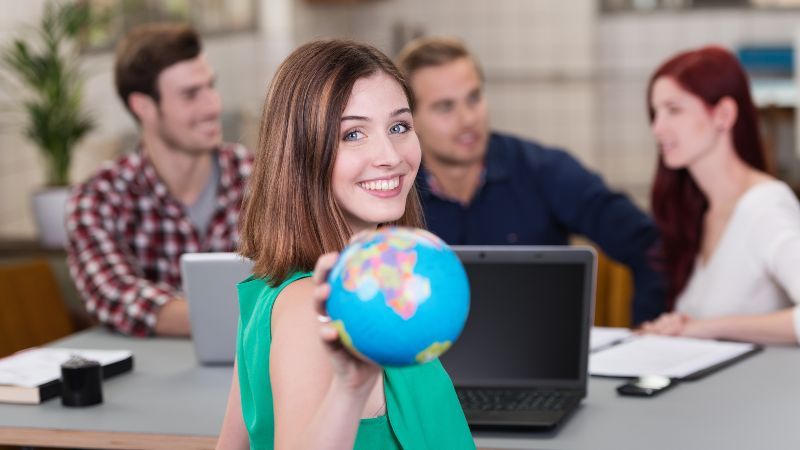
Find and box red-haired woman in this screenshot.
[641,45,800,345]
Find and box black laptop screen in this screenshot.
[440,261,587,386]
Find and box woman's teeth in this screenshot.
[360,177,400,191]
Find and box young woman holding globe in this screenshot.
[215,40,475,450]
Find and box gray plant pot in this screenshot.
[32,187,71,249]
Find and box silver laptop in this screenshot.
[440,246,596,431]
[180,252,253,365]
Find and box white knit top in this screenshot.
[675,180,800,343]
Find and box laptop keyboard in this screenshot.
[456,388,576,412]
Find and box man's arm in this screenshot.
[535,148,666,324]
[153,297,191,336]
[65,187,188,337]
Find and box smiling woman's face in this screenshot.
[332,72,421,234]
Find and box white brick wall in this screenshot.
[5,2,800,238]
[296,0,601,170]
[598,9,800,202]
[0,3,268,239]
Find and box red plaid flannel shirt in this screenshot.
[66,143,253,336]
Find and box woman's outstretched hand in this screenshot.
[312,251,381,395]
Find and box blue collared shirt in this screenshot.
[417,132,665,324]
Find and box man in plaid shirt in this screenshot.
[66,24,252,337]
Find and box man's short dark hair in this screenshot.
[396,36,481,79]
[114,23,201,114]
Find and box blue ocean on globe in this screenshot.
[326,227,470,367]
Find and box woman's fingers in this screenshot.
[313,283,332,318]
[320,324,367,374]
[320,324,341,345]
[662,316,681,335]
[640,313,685,336]
[311,248,381,385]
[667,313,688,335]
[312,252,339,320]
[641,320,663,334]
[312,252,340,285]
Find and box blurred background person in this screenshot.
[641,46,800,345]
[65,24,253,337]
[397,37,666,325]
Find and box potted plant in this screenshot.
[2,1,94,248]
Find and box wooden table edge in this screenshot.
[0,427,217,449]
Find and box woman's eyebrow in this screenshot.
[341,107,411,123]
[392,107,411,116]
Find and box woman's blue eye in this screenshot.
[344,131,363,141]
[390,123,409,134]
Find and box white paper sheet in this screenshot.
[589,335,756,379]
[0,348,132,388]
[590,327,633,352]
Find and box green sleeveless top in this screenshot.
[236,272,475,450]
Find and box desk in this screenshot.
[0,329,798,450]
[478,344,800,450]
[0,329,228,449]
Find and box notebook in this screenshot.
[180,252,253,365]
[440,246,596,430]
[0,348,133,404]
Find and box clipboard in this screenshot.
[680,344,762,380]
[588,334,762,381]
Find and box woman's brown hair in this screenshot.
[239,39,425,286]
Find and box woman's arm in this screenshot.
[216,359,250,450]
[641,308,798,345]
[681,308,797,345]
[271,253,382,450]
[642,187,800,345]
[706,190,800,345]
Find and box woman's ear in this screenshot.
[712,96,738,131]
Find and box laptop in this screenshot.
[180,252,253,365]
[440,246,596,431]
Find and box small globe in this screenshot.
[326,227,470,367]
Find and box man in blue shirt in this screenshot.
[397,37,665,324]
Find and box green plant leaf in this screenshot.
[60,2,92,37]
[1,0,95,186]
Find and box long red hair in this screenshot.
[648,45,767,308]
